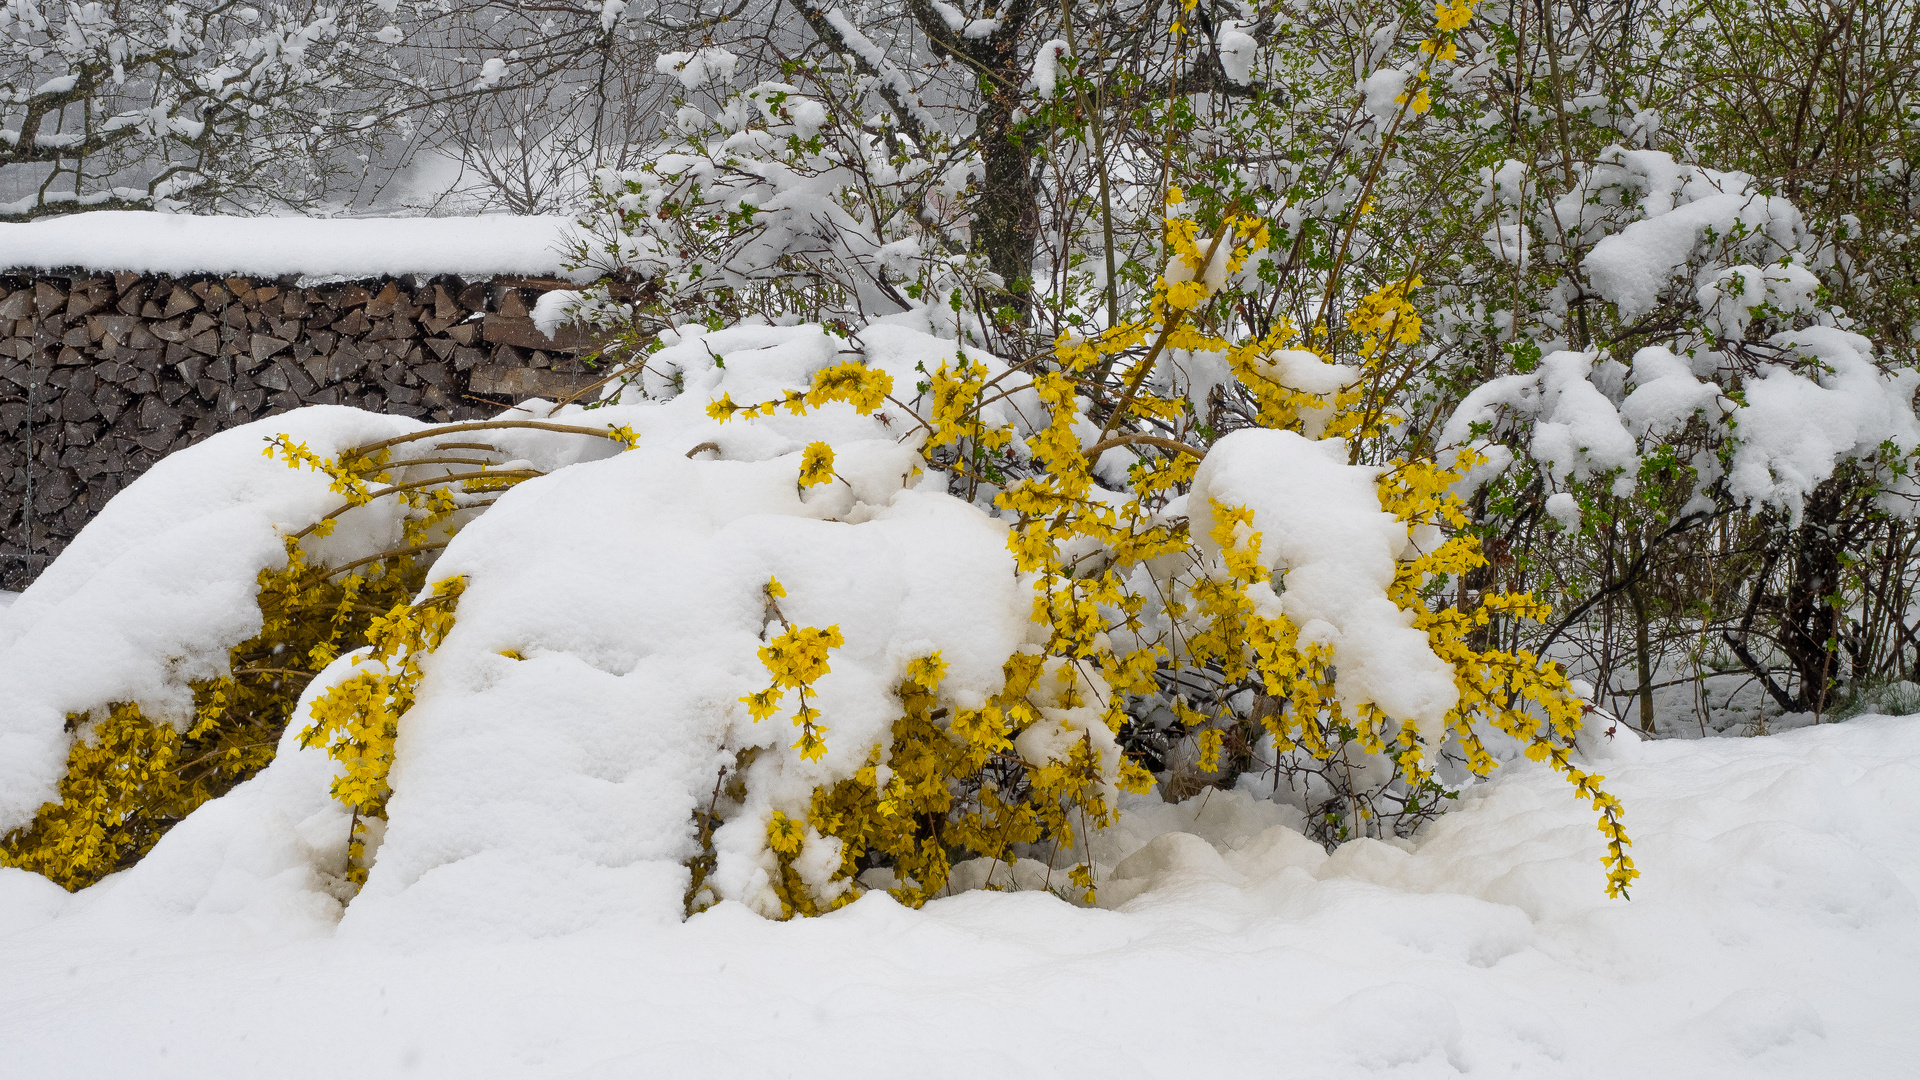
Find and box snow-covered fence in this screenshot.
[0,213,602,591]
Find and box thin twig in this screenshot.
[343,420,634,461]
[290,471,542,540]
[1082,433,1207,461]
[313,542,453,582]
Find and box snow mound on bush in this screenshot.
[1192,430,1458,743]
[346,440,1027,937]
[0,404,642,834]
[0,409,425,829]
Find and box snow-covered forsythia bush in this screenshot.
[547,0,1642,909]
[0,417,635,890]
[765,202,1636,911]
[550,52,1644,907]
[0,543,426,889]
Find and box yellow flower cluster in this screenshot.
[1158,193,1270,317]
[998,372,1183,681]
[1,539,428,890]
[1350,278,1424,362]
[0,703,192,890]
[265,435,391,506]
[766,810,806,855]
[765,649,1153,916]
[923,356,1019,492]
[1435,0,1476,33]
[1381,456,1637,897]
[1402,0,1477,113]
[739,578,844,762]
[927,357,992,450]
[797,441,837,490]
[300,575,466,885]
[1321,277,1424,443]
[706,359,894,423]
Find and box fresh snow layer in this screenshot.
[1440,331,1919,522]
[2,714,1916,1078]
[0,211,584,280]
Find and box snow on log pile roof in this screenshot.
[0,211,582,280]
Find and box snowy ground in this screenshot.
[0,590,15,609]
[2,713,1915,1078]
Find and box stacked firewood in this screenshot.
[0,271,602,591]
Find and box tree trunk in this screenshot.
[1630,577,1656,734]
[905,0,1039,315]
[974,88,1039,310]
[1781,478,1848,713]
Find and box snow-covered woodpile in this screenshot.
[0,270,598,591]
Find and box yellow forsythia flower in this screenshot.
[740,620,844,761]
[1435,0,1475,32]
[767,811,805,855]
[798,442,836,488]
[1196,728,1226,771]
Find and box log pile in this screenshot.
[0,271,604,591]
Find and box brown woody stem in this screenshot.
[343,420,633,461]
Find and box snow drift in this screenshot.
[1,707,1915,1078]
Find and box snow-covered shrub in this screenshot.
[0,413,636,890]
[563,70,988,341]
[0,266,1639,914]
[1346,0,1920,725]
[666,191,1635,912]
[0,542,427,890]
[1432,139,1920,717]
